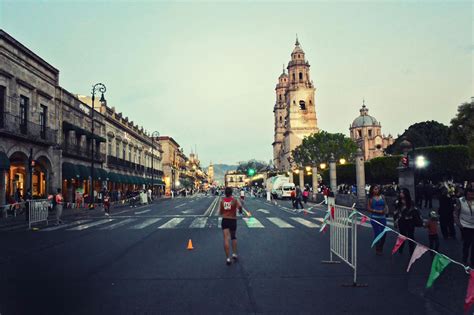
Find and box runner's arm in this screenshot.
[219,200,224,215]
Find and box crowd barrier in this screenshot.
[28,199,49,229]
[0,201,27,218]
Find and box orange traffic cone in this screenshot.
[187,239,194,250]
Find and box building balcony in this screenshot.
[107,155,150,174]
[62,144,105,162]
[0,112,57,145]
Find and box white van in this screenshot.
[266,175,290,199]
[277,183,296,199]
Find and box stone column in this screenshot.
[0,170,6,208]
[288,171,293,183]
[355,148,366,208]
[312,167,318,192]
[329,153,337,193]
[299,170,304,188]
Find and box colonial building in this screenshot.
[207,162,214,185]
[79,96,165,196]
[224,171,246,189]
[157,136,185,194]
[0,29,61,204]
[349,101,394,161]
[273,37,319,171]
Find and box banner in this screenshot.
[465,270,474,312]
[407,244,428,272]
[426,254,451,288]
[371,227,390,248]
[391,235,407,255]
[360,216,368,225]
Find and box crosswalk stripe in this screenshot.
[100,218,136,230]
[135,209,151,215]
[158,218,185,229]
[129,218,162,229]
[67,219,113,231]
[267,217,294,228]
[189,217,208,228]
[243,217,264,228]
[41,220,91,231]
[290,217,320,228]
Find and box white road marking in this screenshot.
[68,219,113,231]
[129,218,162,229]
[41,220,91,231]
[175,203,187,208]
[189,217,208,228]
[100,218,136,230]
[158,218,185,229]
[257,209,270,214]
[218,217,222,227]
[267,217,294,228]
[290,217,320,228]
[243,217,264,228]
[182,209,193,214]
[135,209,151,215]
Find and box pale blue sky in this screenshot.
[1,0,472,166]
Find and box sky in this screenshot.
[1,0,472,166]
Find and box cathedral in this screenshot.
[272,37,319,171]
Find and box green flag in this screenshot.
[426,254,451,288]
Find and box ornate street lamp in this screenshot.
[151,131,160,196]
[90,83,106,209]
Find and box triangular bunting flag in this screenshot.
[426,254,451,288]
[465,270,474,312]
[391,235,407,255]
[371,227,391,248]
[330,206,335,219]
[323,212,330,221]
[360,216,368,225]
[407,244,429,272]
[319,223,327,233]
[348,210,358,219]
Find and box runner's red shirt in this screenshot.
[221,197,237,218]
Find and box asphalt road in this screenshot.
[0,193,468,314]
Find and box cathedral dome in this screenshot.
[351,104,379,128]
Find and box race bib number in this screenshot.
[223,201,232,210]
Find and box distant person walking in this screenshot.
[55,188,64,225]
[367,185,388,255]
[394,188,422,255]
[295,186,304,210]
[425,210,440,255]
[439,187,456,240]
[219,187,243,265]
[455,185,474,267]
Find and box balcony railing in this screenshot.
[62,144,105,162]
[107,155,150,173]
[0,112,57,144]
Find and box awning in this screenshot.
[77,165,90,180]
[107,172,119,183]
[0,151,10,170]
[62,162,79,180]
[94,168,109,181]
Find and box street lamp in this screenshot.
[151,131,160,197]
[320,163,327,170]
[339,158,346,165]
[90,83,106,209]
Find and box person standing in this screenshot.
[103,192,111,216]
[439,187,456,240]
[302,185,309,204]
[455,186,474,267]
[219,187,243,265]
[394,188,422,255]
[415,181,424,208]
[367,185,388,255]
[424,181,433,209]
[425,211,440,255]
[295,186,304,210]
[55,188,64,225]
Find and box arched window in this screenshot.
[299,100,306,110]
[292,73,295,81]
[298,54,300,58]
[309,100,312,105]
[279,94,282,100]
[293,100,296,105]
[299,72,303,80]
[279,116,282,122]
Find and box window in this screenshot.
[293,100,296,105]
[298,54,300,58]
[138,152,141,165]
[292,73,295,81]
[299,100,306,110]
[108,139,112,156]
[39,105,47,139]
[122,143,126,160]
[0,86,4,128]
[358,130,362,138]
[116,141,120,158]
[368,129,372,137]
[20,95,28,134]
[279,94,282,101]
[279,116,282,123]
[129,145,132,161]
[299,72,303,80]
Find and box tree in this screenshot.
[292,131,358,167]
[386,121,450,154]
[236,159,268,175]
[450,100,474,159]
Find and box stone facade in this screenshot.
[349,102,394,161]
[207,162,214,185]
[157,136,184,194]
[224,171,246,188]
[273,38,318,171]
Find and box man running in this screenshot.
[220,187,243,265]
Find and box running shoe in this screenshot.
[226,258,232,265]
[232,253,238,261]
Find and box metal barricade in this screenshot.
[28,199,49,229]
[322,197,365,287]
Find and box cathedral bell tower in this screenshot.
[272,65,289,170]
[277,36,319,171]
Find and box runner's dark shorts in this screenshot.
[221,218,237,240]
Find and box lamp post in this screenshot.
[90,83,106,209]
[151,131,160,197]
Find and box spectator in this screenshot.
[439,187,456,240]
[367,185,388,256]
[423,181,433,209]
[425,211,440,255]
[455,185,474,267]
[394,188,422,255]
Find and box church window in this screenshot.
[293,100,296,105]
[279,116,282,122]
[298,54,300,58]
[299,72,303,80]
[357,130,362,138]
[309,100,312,105]
[292,73,295,81]
[279,94,282,100]
[368,129,372,137]
[299,100,306,110]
